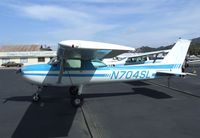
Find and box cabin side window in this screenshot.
[126,56,147,65]
[65,59,81,68]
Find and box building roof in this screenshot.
[0,45,52,52]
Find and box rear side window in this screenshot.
[91,60,107,68]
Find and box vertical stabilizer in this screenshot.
[161,39,191,65]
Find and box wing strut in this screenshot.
[57,58,64,84]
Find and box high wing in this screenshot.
[57,40,135,60]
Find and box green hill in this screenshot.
[136,37,200,55]
[189,41,200,55]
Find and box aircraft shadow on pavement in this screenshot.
[84,91,137,98]
[83,87,172,99]
[5,86,172,138]
[126,81,151,86]
[7,86,77,138]
[132,87,172,99]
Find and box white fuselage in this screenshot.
[20,62,180,87]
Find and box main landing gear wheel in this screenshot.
[33,93,40,102]
[69,85,84,107]
[70,95,84,107]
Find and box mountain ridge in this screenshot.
[136,37,200,55]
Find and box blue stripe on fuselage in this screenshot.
[21,73,108,77]
[22,64,181,72]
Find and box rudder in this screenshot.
[161,39,191,65]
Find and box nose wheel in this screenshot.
[33,93,40,102]
[32,87,42,102]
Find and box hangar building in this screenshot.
[0,45,57,66]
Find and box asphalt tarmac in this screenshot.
[0,66,200,138]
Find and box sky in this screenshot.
[0,0,200,48]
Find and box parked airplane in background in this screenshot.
[18,39,192,107]
[103,50,170,66]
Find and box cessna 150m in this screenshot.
[18,39,192,107]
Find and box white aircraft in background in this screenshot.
[186,55,200,65]
[103,50,170,66]
[18,39,193,107]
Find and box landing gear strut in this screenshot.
[69,86,78,96]
[69,85,84,107]
[32,87,42,102]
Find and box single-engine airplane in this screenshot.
[18,39,192,107]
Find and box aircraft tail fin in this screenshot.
[159,39,191,75]
[161,39,191,64]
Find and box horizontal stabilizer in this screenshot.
[187,60,200,63]
[156,70,197,76]
[184,72,197,76]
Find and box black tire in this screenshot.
[69,86,78,96]
[70,95,84,107]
